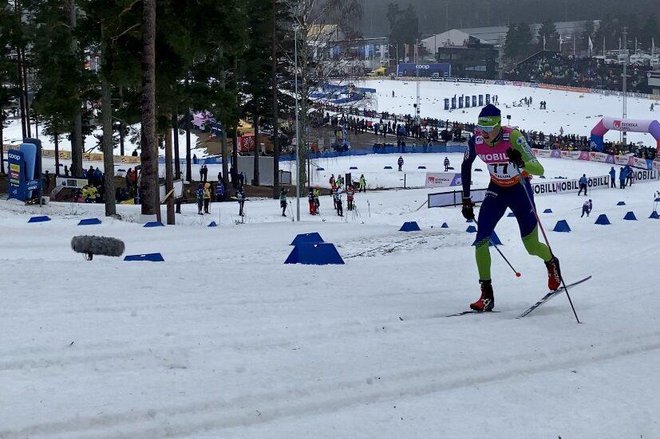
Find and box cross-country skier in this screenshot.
[461,104,561,312]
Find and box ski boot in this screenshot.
[470,280,495,312]
[545,256,562,291]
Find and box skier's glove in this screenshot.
[506,147,525,169]
[461,197,475,220]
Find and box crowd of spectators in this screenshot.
[318,104,656,161]
[519,129,657,160]
[507,52,653,94]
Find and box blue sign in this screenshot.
[8,149,27,200]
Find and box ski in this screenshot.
[516,275,592,319]
[444,310,500,318]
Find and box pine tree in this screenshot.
[537,20,560,52]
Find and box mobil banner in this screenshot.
[629,168,658,182]
[425,172,461,188]
[531,175,610,196]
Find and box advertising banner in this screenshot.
[8,149,25,200]
[531,175,610,196]
[428,188,487,208]
[425,172,461,188]
[588,151,611,163]
[628,169,658,182]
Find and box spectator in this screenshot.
[359,174,366,192]
[215,179,225,201]
[609,166,616,188]
[279,188,288,217]
[444,156,450,172]
[619,167,627,189]
[578,174,588,196]
[346,185,355,211]
[308,188,317,215]
[203,182,211,214]
[397,155,404,171]
[236,186,246,216]
[625,165,634,187]
[195,183,204,215]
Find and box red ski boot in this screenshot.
[545,256,562,291]
[470,280,495,312]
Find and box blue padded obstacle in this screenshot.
[28,215,51,223]
[417,165,426,169]
[349,166,358,170]
[284,243,344,265]
[384,165,393,169]
[466,225,477,233]
[290,232,324,246]
[316,167,325,171]
[441,222,449,228]
[144,221,164,228]
[507,212,515,217]
[543,208,553,214]
[208,221,217,227]
[595,214,611,225]
[399,221,421,232]
[78,218,102,226]
[617,201,626,206]
[124,253,165,262]
[623,211,637,221]
[553,220,571,232]
[650,211,659,219]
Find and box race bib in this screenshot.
[487,162,521,186]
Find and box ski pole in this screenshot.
[489,234,521,278]
[473,221,521,278]
[517,170,581,323]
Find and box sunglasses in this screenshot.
[477,124,498,133]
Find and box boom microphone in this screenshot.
[71,235,125,260]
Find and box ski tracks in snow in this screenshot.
[3,326,660,438]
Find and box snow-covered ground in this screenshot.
[2,151,660,438]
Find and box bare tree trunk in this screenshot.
[21,46,31,138]
[14,0,26,140]
[252,114,260,186]
[219,47,229,190]
[232,124,239,188]
[221,130,228,189]
[172,112,180,179]
[101,75,116,216]
[139,0,158,217]
[164,122,175,224]
[69,0,83,177]
[119,86,125,156]
[1,123,6,174]
[271,0,280,198]
[54,132,60,176]
[185,109,191,182]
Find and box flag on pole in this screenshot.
[588,35,594,57]
[404,43,409,61]
[543,34,546,51]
